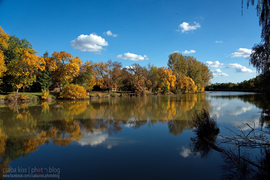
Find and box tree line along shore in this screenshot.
[1,26,213,102]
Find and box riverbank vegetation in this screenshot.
[0,26,212,101]
[205,71,270,92]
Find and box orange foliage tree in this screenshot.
[48,51,82,87]
[157,67,176,93]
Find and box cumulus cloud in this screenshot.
[78,132,108,146]
[180,147,193,158]
[182,50,196,54]
[213,69,222,73]
[178,22,201,33]
[71,33,108,52]
[104,30,117,37]
[227,106,253,116]
[116,52,149,61]
[230,48,254,58]
[212,69,229,77]
[205,61,224,68]
[231,114,261,131]
[213,72,229,77]
[227,63,253,73]
[215,41,223,43]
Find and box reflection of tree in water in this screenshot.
[190,109,270,179]
[190,110,221,158]
[0,93,211,178]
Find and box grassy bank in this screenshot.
[0,92,58,101]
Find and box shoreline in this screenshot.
[0,91,206,104]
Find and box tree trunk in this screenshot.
[16,88,19,101]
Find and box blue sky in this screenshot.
[0,0,262,84]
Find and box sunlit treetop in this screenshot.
[0,26,9,51]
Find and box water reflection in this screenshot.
[190,104,270,179]
[0,92,268,179]
[0,94,211,178]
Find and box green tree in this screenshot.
[168,52,188,76]
[38,68,52,90]
[73,61,95,91]
[243,1,270,92]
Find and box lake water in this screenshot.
[0,92,269,179]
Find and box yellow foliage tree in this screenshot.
[0,26,9,84]
[0,51,7,84]
[49,51,82,86]
[157,67,176,91]
[177,75,198,93]
[0,26,9,50]
[7,49,45,94]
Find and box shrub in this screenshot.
[4,93,29,101]
[96,93,102,98]
[41,89,50,100]
[4,92,17,101]
[18,94,28,101]
[60,84,87,99]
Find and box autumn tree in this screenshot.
[1,36,33,92]
[73,61,95,91]
[7,49,45,94]
[176,74,198,93]
[107,60,123,93]
[0,26,9,85]
[157,67,176,93]
[121,67,133,91]
[48,51,82,88]
[93,61,109,91]
[128,64,148,95]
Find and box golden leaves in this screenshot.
[0,50,7,83]
[0,26,9,50]
[41,89,50,100]
[7,50,45,89]
[158,67,176,90]
[59,84,87,99]
[177,75,198,93]
[50,51,82,85]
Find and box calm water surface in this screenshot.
[0,92,268,179]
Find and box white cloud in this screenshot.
[212,101,228,111]
[117,52,149,61]
[215,41,223,43]
[228,106,253,116]
[212,69,229,77]
[180,147,193,158]
[213,72,229,77]
[71,33,108,52]
[78,132,108,146]
[205,61,224,68]
[178,22,201,33]
[230,48,254,58]
[227,63,253,73]
[124,65,135,69]
[182,50,196,54]
[231,114,261,131]
[104,30,117,37]
[213,69,222,73]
